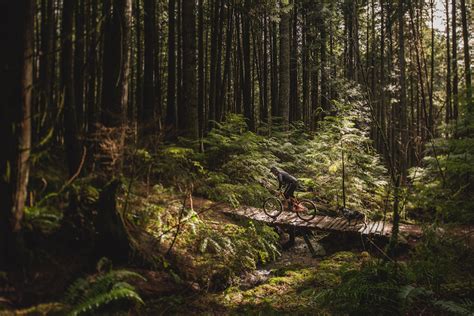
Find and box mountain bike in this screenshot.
[262,190,318,222]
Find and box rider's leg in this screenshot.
[285,183,297,210]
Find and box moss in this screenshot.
[2,303,66,316]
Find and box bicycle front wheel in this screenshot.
[296,199,318,222]
[263,197,283,219]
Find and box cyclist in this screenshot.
[270,166,299,210]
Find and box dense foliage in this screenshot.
[317,227,474,315]
[409,117,474,223]
[147,87,389,218]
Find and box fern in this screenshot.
[69,286,143,316]
[433,299,474,315]
[65,269,146,315]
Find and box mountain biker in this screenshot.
[270,166,299,210]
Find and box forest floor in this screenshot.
[0,186,371,315]
[2,182,473,315]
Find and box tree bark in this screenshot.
[135,0,144,131]
[242,1,254,130]
[182,0,199,138]
[319,1,329,115]
[198,0,205,135]
[62,0,81,176]
[87,0,99,134]
[143,0,156,133]
[452,0,459,119]
[445,0,452,123]
[166,0,177,128]
[0,0,34,269]
[102,0,131,129]
[290,1,300,121]
[279,0,291,126]
[271,21,279,118]
[74,0,85,131]
[460,0,472,114]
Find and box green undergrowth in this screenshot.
[316,227,474,315]
[137,99,389,219]
[408,117,474,223]
[124,183,281,290]
[214,252,366,314]
[144,251,369,315]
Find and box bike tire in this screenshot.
[263,197,283,219]
[296,199,318,222]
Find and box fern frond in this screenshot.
[433,300,474,315]
[69,286,144,316]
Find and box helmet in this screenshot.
[270,166,279,174]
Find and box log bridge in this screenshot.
[214,202,423,256]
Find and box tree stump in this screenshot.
[95,179,131,262]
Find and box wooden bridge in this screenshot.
[213,202,423,243]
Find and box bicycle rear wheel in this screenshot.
[263,197,283,219]
[296,199,318,222]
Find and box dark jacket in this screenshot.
[277,170,298,189]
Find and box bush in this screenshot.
[409,118,474,223]
[316,226,474,315]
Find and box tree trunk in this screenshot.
[319,1,329,115]
[182,0,199,138]
[135,0,144,131]
[74,0,85,131]
[143,0,156,133]
[445,0,452,123]
[95,179,132,262]
[262,15,270,124]
[242,1,254,130]
[87,0,99,134]
[219,5,234,122]
[271,21,279,118]
[460,0,472,114]
[166,0,177,128]
[177,0,183,129]
[62,0,81,176]
[102,0,131,129]
[198,0,204,135]
[0,0,34,269]
[388,0,407,254]
[39,0,55,135]
[452,0,459,119]
[279,0,291,126]
[290,1,300,121]
[429,0,434,132]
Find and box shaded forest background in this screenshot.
[0,0,473,314]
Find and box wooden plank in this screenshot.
[360,221,376,235]
[381,223,392,236]
[370,221,381,235]
[374,221,386,235]
[322,217,336,230]
[337,218,352,231]
[327,217,343,230]
[350,220,366,232]
[310,215,327,227]
[315,216,334,230]
[331,217,346,231]
[368,221,379,234]
[359,221,371,233]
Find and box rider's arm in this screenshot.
[277,173,283,189]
